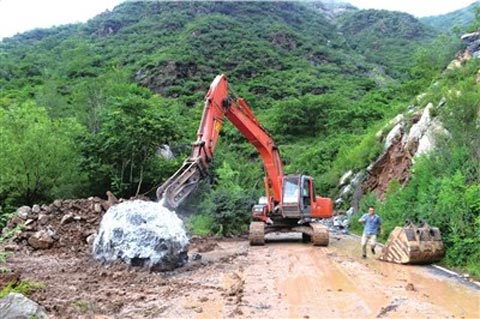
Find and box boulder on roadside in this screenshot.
[0,293,47,319]
[93,200,189,271]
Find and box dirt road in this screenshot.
[5,234,479,318]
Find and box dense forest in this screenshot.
[0,1,478,275]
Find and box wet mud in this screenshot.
[3,234,479,318]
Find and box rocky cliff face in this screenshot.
[336,101,450,211]
[448,30,480,69]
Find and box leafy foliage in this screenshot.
[0,102,85,206]
[0,280,45,298]
[339,9,437,79]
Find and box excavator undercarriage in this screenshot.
[248,221,329,246]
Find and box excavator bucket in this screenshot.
[157,158,207,209]
[379,221,445,265]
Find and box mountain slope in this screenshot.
[339,9,437,79]
[421,1,479,33]
[0,1,454,229]
[1,1,378,107]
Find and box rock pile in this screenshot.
[1,192,118,254]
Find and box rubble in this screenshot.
[32,204,41,214]
[16,206,31,220]
[1,195,112,253]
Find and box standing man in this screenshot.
[359,206,382,258]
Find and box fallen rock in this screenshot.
[16,206,31,220]
[0,293,48,319]
[24,219,35,226]
[94,203,102,213]
[193,306,203,313]
[53,199,62,208]
[101,191,119,211]
[37,213,49,225]
[32,204,41,214]
[28,229,55,249]
[93,200,189,271]
[405,283,416,291]
[86,234,96,246]
[3,244,18,252]
[60,213,74,225]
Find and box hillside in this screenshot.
[338,9,437,79]
[0,1,413,207]
[421,1,479,33]
[1,0,475,276]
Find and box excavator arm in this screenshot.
[157,74,284,210]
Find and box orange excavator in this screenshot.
[157,74,333,245]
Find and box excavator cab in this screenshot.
[279,175,332,220]
[281,175,312,219]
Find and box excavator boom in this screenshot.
[157,74,283,209]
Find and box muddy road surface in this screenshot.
[4,234,479,318]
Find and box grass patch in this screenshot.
[0,280,45,298]
[72,299,90,314]
[0,225,24,242]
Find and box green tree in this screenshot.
[0,101,85,205]
[81,88,184,197]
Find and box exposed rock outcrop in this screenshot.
[461,31,480,58]
[448,30,480,69]
[337,100,449,208]
[364,102,448,198]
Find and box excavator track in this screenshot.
[249,222,265,246]
[311,223,329,246]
